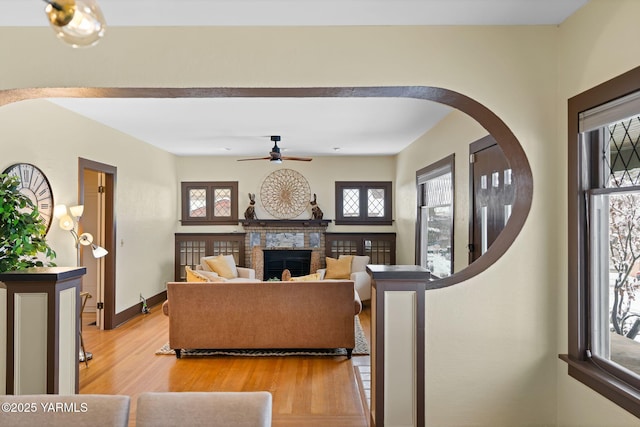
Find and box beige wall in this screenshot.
[0,2,638,423]
[0,100,177,313]
[175,155,396,234]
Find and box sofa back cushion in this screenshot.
[166,281,359,350]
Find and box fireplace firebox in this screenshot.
[263,249,312,280]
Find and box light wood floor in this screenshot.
[80,303,371,427]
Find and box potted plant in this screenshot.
[0,173,56,273]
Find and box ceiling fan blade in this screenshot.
[237,156,271,161]
[281,156,313,162]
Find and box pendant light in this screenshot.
[43,0,106,48]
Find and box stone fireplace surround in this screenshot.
[241,219,331,280]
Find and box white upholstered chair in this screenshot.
[136,391,272,427]
[318,255,371,301]
[0,394,130,427]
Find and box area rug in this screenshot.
[156,315,369,357]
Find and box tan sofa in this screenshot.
[164,280,361,358]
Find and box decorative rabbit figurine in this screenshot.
[244,193,257,220]
[310,193,323,220]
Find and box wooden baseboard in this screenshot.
[113,290,166,327]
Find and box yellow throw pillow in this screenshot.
[204,255,236,279]
[185,266,209,282]
[289,273,322,282]
[325,256,352,279]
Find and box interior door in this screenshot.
[82,169,106,329]
[79,158,117,329]
[469,136,514,263]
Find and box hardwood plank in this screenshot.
[80,304,371,426]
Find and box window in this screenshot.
[566,67,640,417]
[416,155,454,278]
[335,181,392,225]
[181,182,238,225]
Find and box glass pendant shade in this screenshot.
[45,0,106,48]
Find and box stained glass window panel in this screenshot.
[367,188,385,217]
[214,188,231,217]
[189,188,207,218]
[343,189,360,217]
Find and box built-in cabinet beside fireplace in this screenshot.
[175,229,396,281]
[174,233,246,281]
[325,232,396,265]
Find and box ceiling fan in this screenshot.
[237,135,312,163]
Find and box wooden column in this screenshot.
[367,265,431,427]
[0,267,86,395]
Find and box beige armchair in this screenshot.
[318,255,371,301]
[136,391,272,427]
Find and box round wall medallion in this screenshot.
[260,169,311,219]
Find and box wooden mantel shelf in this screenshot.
[240,219,332,228]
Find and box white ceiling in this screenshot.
[0,0,589,27]
[12,0,589,158]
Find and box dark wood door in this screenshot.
[469,137,515,263]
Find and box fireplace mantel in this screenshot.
[240,219,331,228]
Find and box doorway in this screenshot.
[78,158,117,330]
[468,136,514,263]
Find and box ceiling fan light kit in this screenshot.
[238,135,313,163]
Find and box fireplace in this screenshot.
[241,219,331,280]
[263,249,312,280]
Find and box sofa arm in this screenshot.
[237,267,256,280]
[162,300,169,316]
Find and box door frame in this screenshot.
[78,158,117,330]
[468,135,509,264]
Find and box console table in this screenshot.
[0,267,86,394]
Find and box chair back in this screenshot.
[136,391,272,427]
[0,394,130,427]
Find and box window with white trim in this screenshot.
[566,68,640,417]
[416,155,454,278]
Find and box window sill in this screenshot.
[559,354,640,418]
